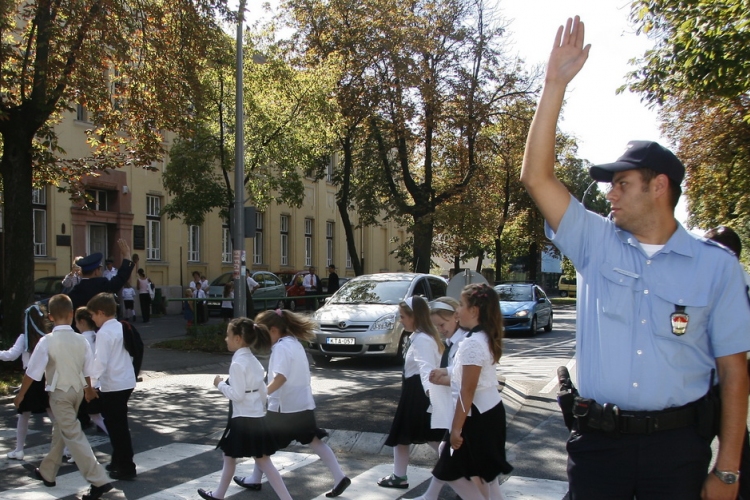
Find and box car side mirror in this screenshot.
[538,298,546,303]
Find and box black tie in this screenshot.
[440,340,451,368]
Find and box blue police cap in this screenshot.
[76,253,103,273]
[589,141,685,184]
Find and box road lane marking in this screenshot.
[1,442,213,500]
[309,463,433,500]
[540,358,576,394]
[139,451,318,500]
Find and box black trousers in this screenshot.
[100,389,135,473]
[739,428,750,499]
[567,425,711,499]
[139,293,151,323]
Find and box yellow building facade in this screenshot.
[23,109,408,294]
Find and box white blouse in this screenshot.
[450,330,501,414]
[267,336,316,413]
[218,347,267,418]
[0,334,30,369]
[404,331,441,394]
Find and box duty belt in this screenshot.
[573,397,699,434]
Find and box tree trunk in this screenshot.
[475,249,483,273]
[412,214,433,274]
[336,135,363,275]
[528,241,538,283]
[0,128,36,342]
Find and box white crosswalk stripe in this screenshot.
[0,441,568,499]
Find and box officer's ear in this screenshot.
[651,173,670,199]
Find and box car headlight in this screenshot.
[371,312,397,331]
[514,309,529,317]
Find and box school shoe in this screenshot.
[82,482,113,500]
[197,488,222,500]
[34,467,56,487]
[377,473,408,488]
[63,454,75,464]
[326,476,351,497]
[233,476,262,490]
[109,468,137,480]
[6,450,24,460]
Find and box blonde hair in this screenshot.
[399,296,444,354]
[430,296,459,322]
[255,309,315,342]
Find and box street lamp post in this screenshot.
[233,0,248,318]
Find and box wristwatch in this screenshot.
[712,468,740,484]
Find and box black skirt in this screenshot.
[18,378,48,414]
[385,374,444,447]
[266,409,328,449]
[432,401,513,482]
[217,416,280,459]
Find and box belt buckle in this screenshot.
[619,414,659,434]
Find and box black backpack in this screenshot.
[120,320,144,378]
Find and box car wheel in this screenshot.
[544,312,553,332]
[312,353,331,366]
[276,300,284,310]
[529,316,538,336]
[560,290,568,297]
[287,300,296,311]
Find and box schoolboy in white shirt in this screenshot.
[15,294,113,500]
[88,292,137,481]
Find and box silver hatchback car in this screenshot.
[307,273,448,364]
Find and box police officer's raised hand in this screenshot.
[117,238,132,261]
[545,16,591,88]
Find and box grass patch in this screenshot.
[0,362,23,397]
[551,297,577,306]
[152,322,229,353]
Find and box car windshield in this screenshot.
[210,273,233,286]
[496,285,532,302]
[330,279,411,305]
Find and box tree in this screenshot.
[625,0,750,120]
[0,0,228,339]
[162,37,337,227]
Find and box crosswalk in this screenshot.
[1,442,569,499]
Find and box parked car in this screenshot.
[495,283,553,335]
[279,271,351,310]
[206,271,287,315]
[558,276,577,297]
[34,276,65,301]
[307,273,448,364]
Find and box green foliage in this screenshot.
[561,257,576,280]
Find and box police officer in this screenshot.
[67,239,136,324]
[521,17,750,499]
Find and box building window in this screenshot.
[304,218,313,268]
[326,154,335,182]
[254,212,263,265]
[32,188,47,256]
[188,225,200,262]
[326,221,334,266]
[146,195,161,261]
[280,215,289,266]
[222,226,232,264]
[346,249,352,269]
[85,189,108,211]
[76,104,89,123]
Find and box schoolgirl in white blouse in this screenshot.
[378,295,445,489]
[236,309,351,498]
[198,318,291,500]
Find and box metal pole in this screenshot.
[233,0,247,318]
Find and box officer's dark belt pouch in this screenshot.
[695,383,721,440]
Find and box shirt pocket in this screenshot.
[598,262,638,325]
[650,284,710,346]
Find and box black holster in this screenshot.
[696,382,721,440]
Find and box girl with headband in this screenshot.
[378,295,445,489]
[0,304,53,460]
[235,308,351,498]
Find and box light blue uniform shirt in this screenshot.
[546,195,750,411]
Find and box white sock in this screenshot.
[421,476,446,500]
[488,478,505,499]
[213,455,236,499]
[255,456,292,500]
[15,412,31,452]
[247,459,264,483]
[448,477,488,500]
[310,437,346,484]
[393,444,410,478]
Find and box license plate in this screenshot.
[326,337,355,345]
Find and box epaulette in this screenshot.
[698,236,739,258]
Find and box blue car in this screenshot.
[495,283,553,335]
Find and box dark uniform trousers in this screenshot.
[100,389,136,473]
[567,425,712,499]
